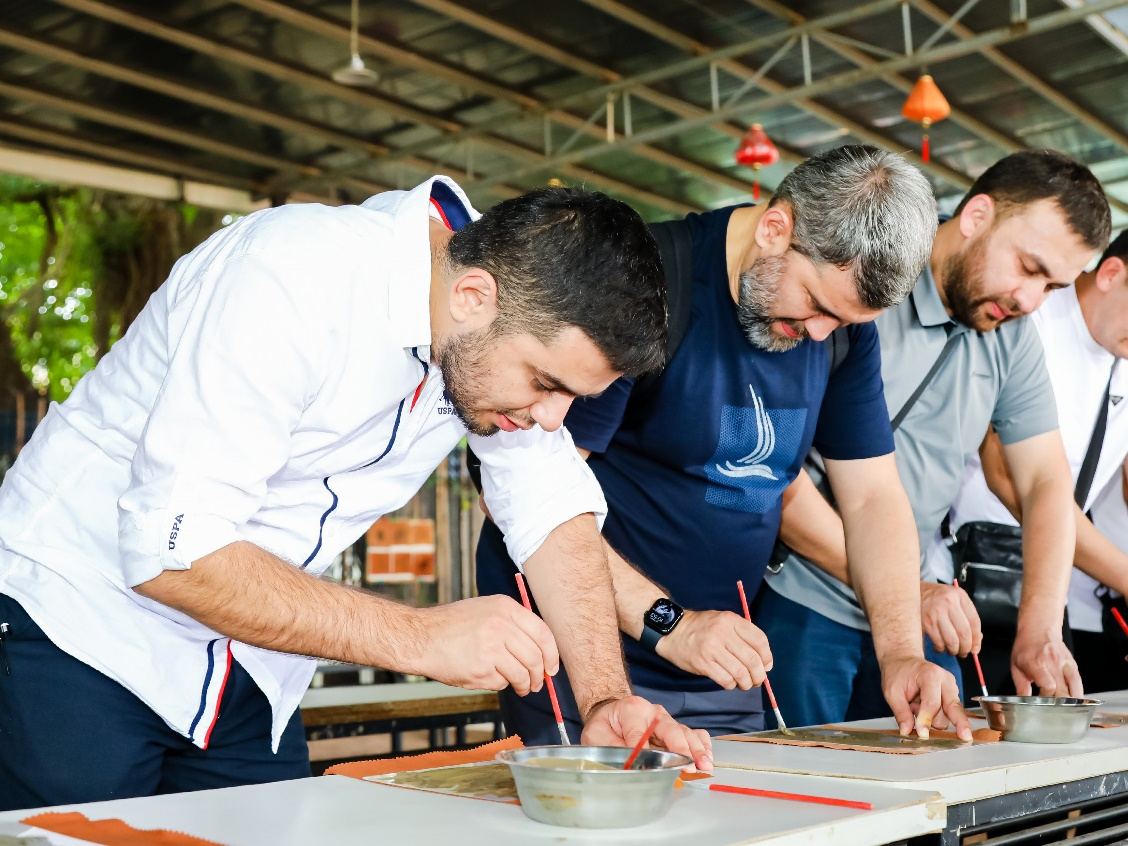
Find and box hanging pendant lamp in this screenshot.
[734,124,779,201]
[901,74,950,163]
[332,0,379,86]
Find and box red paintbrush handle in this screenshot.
[515,573,566,725]
[972,653,987,688]
[737,580,779,710]
[622,716,660,770]
[1113,607,1128,639]
[708,783,873,811]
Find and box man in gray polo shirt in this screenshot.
[757,150,1112,727]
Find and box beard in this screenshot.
[737,253,808,352]
[434,326,532,437]
[942,230,1021,331]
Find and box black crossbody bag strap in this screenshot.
[1075,359,1120,510]
[890,328,961,432]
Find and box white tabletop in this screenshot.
[712,707,1128,805]
[0,773,943,846]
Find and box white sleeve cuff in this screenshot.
[119,508,241,587]
[471,426,607,567]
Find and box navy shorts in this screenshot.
[0,593,310,812]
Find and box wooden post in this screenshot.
[14,391,25,455]
[435,458,452,606]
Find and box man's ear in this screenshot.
[755,203,795,257]
[1096,256,1126,293]
[958,193,994,241]
[447,268,499,329]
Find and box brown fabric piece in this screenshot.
[717,725,999,754]
[20,812,226,846]
[324,735,524,780]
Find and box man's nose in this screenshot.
[1013,280,1047,316]
[804,314,840,342]
[530,394,575,432]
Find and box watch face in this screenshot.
[646,599,682,633]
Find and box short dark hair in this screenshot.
[1099,228,1128,267]
[954,150,1111,252]
[446,187,667,377]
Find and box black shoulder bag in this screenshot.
[954,359,1119,629]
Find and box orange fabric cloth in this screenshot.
[20,811,226,846]
[324,735,524,780]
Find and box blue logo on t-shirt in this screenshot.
[704,384,806,513]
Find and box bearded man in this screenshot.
[475,145,972,742]
[763,150,1111,726]
[0,179,712,812]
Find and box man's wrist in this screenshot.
[579,695,629,725]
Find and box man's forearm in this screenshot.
[522,514,632,722]
[1017,480,1075,632]
[1072,504,1128,595]
[778,469,850,585]
[604,541,667,639]
[134,540,424,670]
[841,498,924,663]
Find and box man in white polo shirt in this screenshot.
[0,178,710,811]
[929,229,1128,694]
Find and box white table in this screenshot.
[712,700,1128,844]
[0,772,944,846]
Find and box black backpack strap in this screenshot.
[826,326,850,377]
[632,219,695,404]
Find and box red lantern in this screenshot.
[901,74,950,163]
[734,123,779,201]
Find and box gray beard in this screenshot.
[737,254,804,352]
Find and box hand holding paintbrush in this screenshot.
[736,580,793,736]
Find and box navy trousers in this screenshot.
[754,586,963,729]
[0,593,310,812]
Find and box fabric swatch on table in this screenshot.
[19,812,226,846]
[717,725,1000,753]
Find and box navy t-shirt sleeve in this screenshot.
[562,375,636,454]
[812,323,895,460]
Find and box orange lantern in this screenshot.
[734,123,779,201]
[901,74,950,163]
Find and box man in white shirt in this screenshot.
[0,177,710,811]
[928,228,1128,694]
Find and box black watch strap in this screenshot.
[638,623,664,653]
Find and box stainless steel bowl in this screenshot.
[976,696,1102,743]
[496,745,691,828]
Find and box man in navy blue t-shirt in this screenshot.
[477,146,972,747]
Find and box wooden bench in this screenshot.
[301,681,503,772]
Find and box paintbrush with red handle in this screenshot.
[736,580,793,736]
[1111,606,1128,644]
[515,572,571,746]
[683,779,874,811]
[953,579,989,698]
[622,715,661,770]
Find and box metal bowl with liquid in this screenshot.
[496,745,691,828]
[976,696,1102,743]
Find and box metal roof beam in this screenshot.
[740,0,1022,156]
[914,0,1128,156]
[463,0,1128,193]
[39,0,698,214]
[574,0,973,190]
[226,0,745,198]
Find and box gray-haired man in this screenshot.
[476,144,972,743]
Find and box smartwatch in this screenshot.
[639,598,684,652]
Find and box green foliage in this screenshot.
[0,175,221,402]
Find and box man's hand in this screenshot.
[654,610,772,690]
[411,595,560,696]
[881,654,971,740]
[1011,628,1083,697]
[920,582,982,657]
[581,697,713,772]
